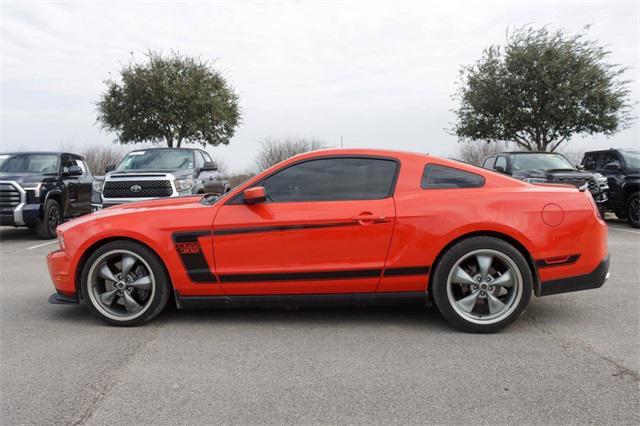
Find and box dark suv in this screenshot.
[481,152,610,216]
[0,152,93,238]
[581,149,640,228]
[92,148,230,210]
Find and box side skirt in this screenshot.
[177,292,429,309]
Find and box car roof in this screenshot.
[585,148,639,154]
[127,147,202,152]
[501,151,566,155]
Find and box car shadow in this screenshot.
[46,301,453,332]
[158,304,453,330]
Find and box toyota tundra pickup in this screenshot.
[92,148,230,210]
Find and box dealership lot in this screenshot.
[0,220,638,425]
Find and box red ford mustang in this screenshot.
[47,149,609,332]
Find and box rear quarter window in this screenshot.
[421,164,485,189]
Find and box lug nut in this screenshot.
[480,291,486,296]
[477,277,481,282]
[489,286,494,291]
[473,285,478,290]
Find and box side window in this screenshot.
[494,156,507,171]
[259,157,398,202]
[482,156,495,169]
[202,152,213,163]
[195,152,205,169]
[60,155,76,173]
[421,164,485,189]
[601,152,620,168]
[582,153,597,170]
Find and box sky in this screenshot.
[1,0,638,173]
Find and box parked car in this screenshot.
[0,152,92,238]
[48,149,609,332]
[92,148,230,211]
[481,151,609,217]
[581,148,640,228]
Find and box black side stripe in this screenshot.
[535,254,580,268]
[213,221,380,236]
[383,266,431,276]
[219,268,383,283]
[172,230,430,284]
[172,231,217,283]
[218,266,431,283]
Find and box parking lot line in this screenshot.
[26,240,59,250]
[607,226,640,235]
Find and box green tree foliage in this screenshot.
[453,26,632,152]
[97,51,241,148]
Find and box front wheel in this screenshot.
[35,199,62,239]
[81,240,170,326]
[628,195,640,228]
[431,237,532,333]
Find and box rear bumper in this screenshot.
[539,255,610,296]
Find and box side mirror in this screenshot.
[242,186,267,204]
[494,166,506,174]
[105,164,116,173]
[575,164,585,170]
[200,161,218,172]
[604,162,621,171]
[65,165,83,176]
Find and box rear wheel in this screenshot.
[35,199,61,239]
[431,237,532,333]
[628,195,640,228]
[81,240,170,326]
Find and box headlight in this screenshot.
[22,183,43,198]
[92,180,104,193]
[174,178,194,192]
[523,177,547,184]
[57,231,66,251]
[593,173,608,184]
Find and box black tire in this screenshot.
[35,199,62,239]
[597,204,607,220]
[431,236,532,333]
[614,210,627,220]
[80,240,170,326]
[627,194,640,228]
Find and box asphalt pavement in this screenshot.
[0,218,638,425]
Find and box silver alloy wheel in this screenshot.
[446,249,523,325]
[87,249,156,321]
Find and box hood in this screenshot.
[58,195,205,232]
[625,168,640,179]
[106,169,193,177]
[103,195,203,212]
[0,172,56,185]
[513,168,597,180]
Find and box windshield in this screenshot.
[0,154,59,173]
[510,153,574,171]
[621,151,640,168]
[116,150,194,171]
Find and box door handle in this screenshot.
[352,212,387,223]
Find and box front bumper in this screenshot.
[47,249,76,296]
[539,255,610,296]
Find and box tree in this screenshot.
[452,26,633,152]
[255,136,326,171]
[97,50,241,148]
